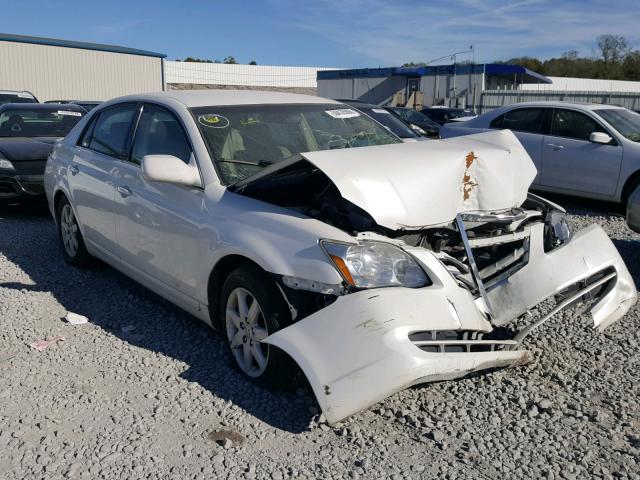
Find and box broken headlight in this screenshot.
[321,240,430,288]
[548,211,571,248]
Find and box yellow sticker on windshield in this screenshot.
[198,114,229,128]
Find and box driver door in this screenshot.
[541,108,622,198]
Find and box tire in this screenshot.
[56,196,92,267]
[219,264,297,389]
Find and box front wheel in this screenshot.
[56,196,91,267]
[220,265,296,388]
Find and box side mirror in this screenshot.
[589,132,613,144]
[141,154,201,188]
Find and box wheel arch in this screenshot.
[621,170,640,205]
[207,254,267,330]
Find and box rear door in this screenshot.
[113,103,205,309]
[69,103,137,258]
[490,107,551,185]
[541,108,622,198]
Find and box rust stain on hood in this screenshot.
[462,151,478,201]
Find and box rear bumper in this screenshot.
[265,224,636,424]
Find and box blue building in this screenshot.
[317,63,551,112]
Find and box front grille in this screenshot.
[409,330,517,353]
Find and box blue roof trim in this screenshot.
[0,33,166,58]
[318,63,551,84]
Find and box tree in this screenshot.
[249,60,257,65]
[597,34,630,65]
[223,56,237,64]
[623,51,640,81]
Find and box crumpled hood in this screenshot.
[0,137,59,162]
[299,129,537,229]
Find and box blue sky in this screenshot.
[2,0,640,67]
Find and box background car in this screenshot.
[421,107,476,125]
[386,107,441,137]
[440,102,640,211]
[0,89,38,105]
[44,100,102,112]
[0,103,84,202]
[337,100,423,142]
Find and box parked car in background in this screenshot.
[440,102,640,211]
[45,100,102,112]
[0,90,38,105]
[421,107,476,125]
[626,184,640,233]
[386,107,441,137]
[45,91,635,424]
[337,100,423,142]
[0,103,84,203]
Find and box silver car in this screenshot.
[441,102,640,211]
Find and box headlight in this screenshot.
[411,124,427,135]
[0,159,14,171]
[321,240,430,288]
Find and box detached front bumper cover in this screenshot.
[264,224,636,424]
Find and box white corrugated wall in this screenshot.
[165,61,338,88]
[521,76,640,93]
[0,40,164,101]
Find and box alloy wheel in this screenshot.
[60,204,79,258]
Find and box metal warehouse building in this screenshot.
[0,33,166,102]
[317,64,551,111]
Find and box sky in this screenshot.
[2,0,640,68]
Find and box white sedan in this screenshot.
[45,91,636,424]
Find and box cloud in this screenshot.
[277,0,640,65]
[94,18,152,34]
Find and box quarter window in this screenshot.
[131,104,192,164]
[551,109,607,141]
[491,108,550,134]
[88,104,137,158]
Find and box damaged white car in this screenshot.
[44,91,637,424]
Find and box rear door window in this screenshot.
[491,108,550,134]
[88,104,137,159]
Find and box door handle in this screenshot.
[547,143,564,150]
[117,185,132,198]
[69,165,79,175]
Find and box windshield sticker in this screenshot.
[17,93,34,98]
[325,109,361,119]
[198,114,229,128]
[372,108,390,114]
[57,110,82,117]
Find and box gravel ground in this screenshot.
[1,198,639,480]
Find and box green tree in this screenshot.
[223,56,237,64]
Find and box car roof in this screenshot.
[109,90,341,108]
[497,101,627,111]
[340,100,379,109]
[0,103,85,112]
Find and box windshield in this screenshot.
[358,107,417,138]
[192,103,401,184]
[597,109,640,142]
[396,108,439,128]
[0,94,37,105]
[448,109,475,118]
[0,108,84,137]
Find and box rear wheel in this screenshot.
[56,196,91,267]
[220,265,296,388]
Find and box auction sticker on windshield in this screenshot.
[198,114,230,128]
[57,111,82,116]
[325,109,361,119]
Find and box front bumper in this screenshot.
[265,224,636,424]
[0,174,45,200]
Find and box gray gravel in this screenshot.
[1,198,639,480]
